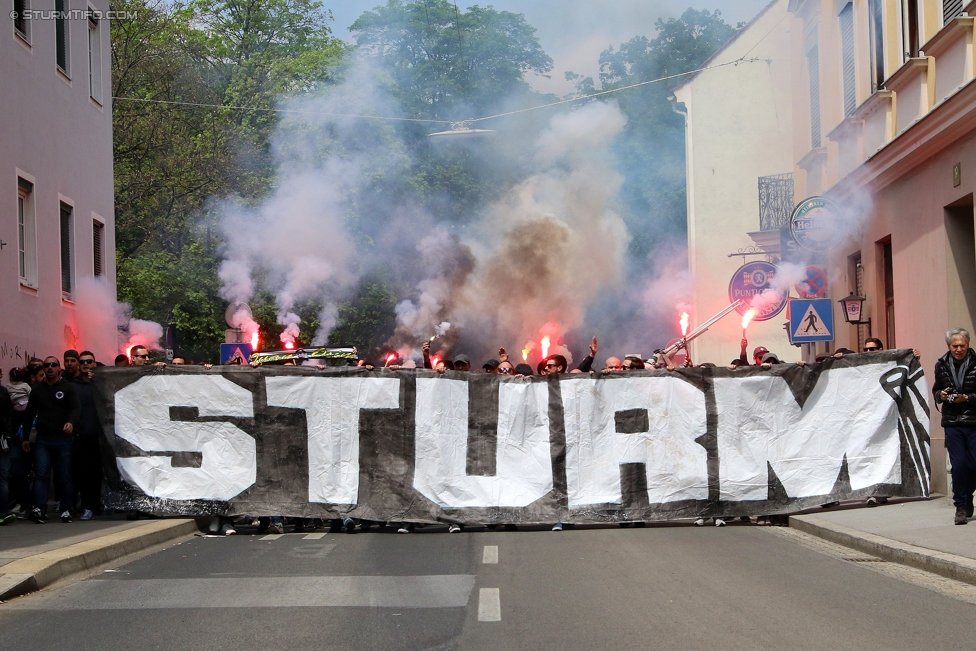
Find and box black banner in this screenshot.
[93,349,930,524]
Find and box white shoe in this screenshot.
[221,523,237,536]
[694,518,706,526]
[80,509,94,521]
[448,524,461,533]
[551,523,563,531]
[397,526,410,534]
[208,517,220,534]
[714,518,726,527]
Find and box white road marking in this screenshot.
[478,588,501,621]
[259,534,284,541]
[482,545,498,564]
[7,575,478,610]
[303,533,326,540]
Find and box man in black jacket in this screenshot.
[933,328,976,525]
[69,351,103,520]
[21,356,80,523]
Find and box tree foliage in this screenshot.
[594,9,738,261]
[350,0,552,121]
[110,0,343,359]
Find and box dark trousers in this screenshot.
[0,448,10,514]
[945,426,976,509]
[72,436,103,513]
[33,439,73,515]
[9,445,32,510]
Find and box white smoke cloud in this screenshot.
[312,303,339,346]
[72,276,165,359]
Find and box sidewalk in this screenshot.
[0,514,198,601]
[790,496,976,586]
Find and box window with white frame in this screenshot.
[87,12,102,103]
[13,0,30,42]
[17,178,37,288]
[60,202,73,297]
[903,0,919,59]
[868,0,885,92]
[92,219,104,277]
[55,0,69,74]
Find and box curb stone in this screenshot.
[790,514,976,586]
[0,518,197,601]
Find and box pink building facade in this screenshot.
[2,0,117,366]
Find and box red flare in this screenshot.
[284,341,295,350]
[541,336,550,359]
[251,331,259,350]
[741,308,757,329]
[679,312,690,337]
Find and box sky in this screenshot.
[326,0,773,95]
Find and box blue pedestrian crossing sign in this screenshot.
[790,298,834,343]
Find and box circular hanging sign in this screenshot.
[790,196,847,253]
[794,266,828,299]
[728,261,788,322]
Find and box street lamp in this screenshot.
[839,293,869,325]
[428,121,495,139]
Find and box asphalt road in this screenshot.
[1,521,975,651]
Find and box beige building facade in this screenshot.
[682,0,976,494]
[2,1,117,365]
[672,0,798,367]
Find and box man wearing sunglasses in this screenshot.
[863,338,884,352]
[67,351,104,520]
[21,356,80,523]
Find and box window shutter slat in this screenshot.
[945,0,964,25]
[840,4,856,116]
[808,47,821,148]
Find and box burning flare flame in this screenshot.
[284,341,295,350]
[386,353,396,367]
[522,348,529,361]
[540,336,550,360]
[251,331,259,350]
[741,308,757,329]
[679,312,690,337]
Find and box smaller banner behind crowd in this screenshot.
[92,350,930,524]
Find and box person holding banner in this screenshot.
[934,328,976,525]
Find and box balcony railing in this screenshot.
[758,173,794,231]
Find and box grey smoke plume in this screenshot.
[392,229,475,353]
[214,58,633,362]
[453,101,630,361]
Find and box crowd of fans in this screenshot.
[0,333,921,533]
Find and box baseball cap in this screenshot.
[761,352,781,364]
[753,346,769,357]
[482,359,500,370]
[454,354,471,365]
